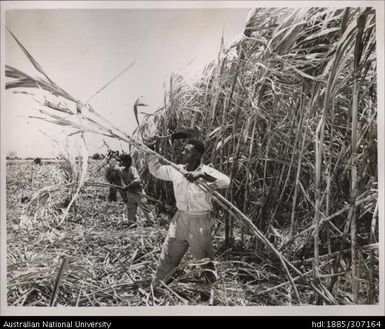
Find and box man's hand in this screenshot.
[200,172,217,183]
[122,183,132,192]
[184,171,202,182]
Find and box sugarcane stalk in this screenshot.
[348,11,367,303]
[225,97,244,246]
[368,201,378,303]
[289,106,308,239]
[325,98,337,276]
[313,117,324,303]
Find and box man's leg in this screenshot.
[187,213,217,284]
[118,189,128,203]
[153,237,188,285]
[108,187,117,202]
[126,201,138,222]
[153,212,188,285]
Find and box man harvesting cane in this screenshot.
[145,139,230,285]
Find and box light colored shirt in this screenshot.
[147,154,230,213]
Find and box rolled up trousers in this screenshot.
[153,210,214,284]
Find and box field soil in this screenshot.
[6,160,280,306]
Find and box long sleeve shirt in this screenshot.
[147,154,230,213]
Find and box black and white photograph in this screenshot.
[1,0,384,317]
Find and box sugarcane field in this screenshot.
[2,3,383,312]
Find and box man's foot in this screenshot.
[199,288,215,304]
[202,262,219,284]
[200,290,210,302]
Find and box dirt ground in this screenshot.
[6,160,280,307]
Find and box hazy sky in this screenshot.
[3,5,251,157]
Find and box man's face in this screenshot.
[181,144,199,164]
